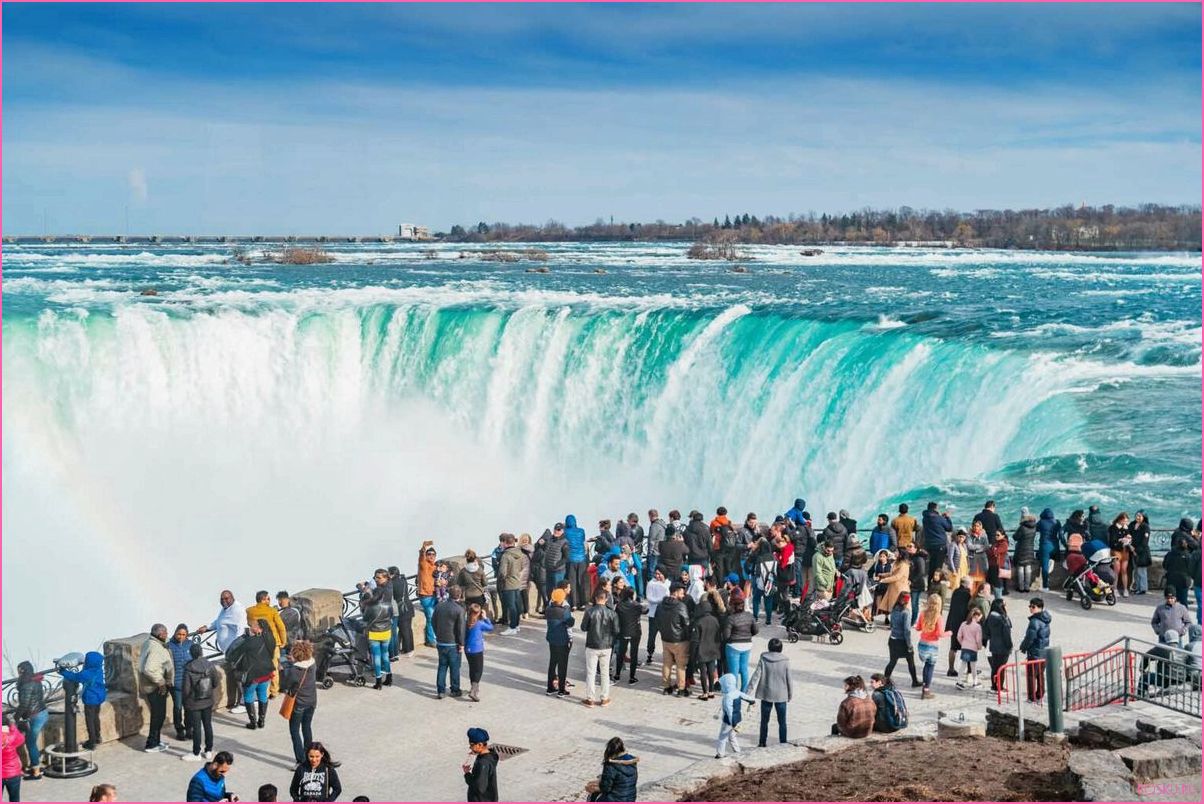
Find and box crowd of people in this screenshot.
[3,499,1199,803]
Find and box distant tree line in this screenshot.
[438,204,1201,251]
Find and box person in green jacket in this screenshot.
[812,542,837,597]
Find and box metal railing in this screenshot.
[1065,635,1201,717]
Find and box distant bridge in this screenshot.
[1,235,413,245]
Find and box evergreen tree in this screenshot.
[723,215,732,229]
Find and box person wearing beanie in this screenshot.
[545,588,575,696]
[463,728,498,802]
[1138,629,1186,695]
[1151,589,1191,646]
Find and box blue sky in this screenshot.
[3,2,1200,234]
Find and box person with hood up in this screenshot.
[869,514,894,555]
[839,509,858,537]
[14,662,47,780]
[463,728,498,802]
[1129,512,1152,595]
[788,513,815,597]
[591,737,638,802]
[564,515,590,610]
[714,672,756,759]
[747,638,792,747]
[689,590,723,699]
[821,512,851,568]
[226,620,277,729]
[181,641,221,762]
[1169,517,1200,553]
[684,511,712,570]
[831,675,875,738]
[1035,508,1064,592]
[943,577,972,678]
[644,510,666,584]
[656,530,688,584]
[59,651,106,750]
[784,498,810,529]
[139,623,174,753]
[545,588,575,696]
[1086,505,1108,542]
[1011,511,1038,593]
[195,590,248,713]
[1018,597,1051,702]
[1163,535,1194,608]
[167,624,195,742]
[289,742,341,803]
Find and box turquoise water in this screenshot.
[2,242,1200,660]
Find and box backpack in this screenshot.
[880,686,909,731]
[185,664,213,704]
[719,524,738,551]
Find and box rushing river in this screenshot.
[2,242,1200,663]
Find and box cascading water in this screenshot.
[3,242,1200,663]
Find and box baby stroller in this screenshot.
[313,615,373,688]
[783,582,856,645]
[839,572,876,634]
[1062,544,1117,610]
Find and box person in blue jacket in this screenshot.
[59,651,107,750]
[168,624,194,741]
[564,514,589,611]
[594,737,638,802]
[784,498,809,529]
[1034,508,1065,592]
[186,750,234,802]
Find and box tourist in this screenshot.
[883,593,920,687]
[418,541,439,647]
[356,577,393,690]
[788,512,815,599]
[869,549,893,616]
[945,530,970,595]
[1151,589,1191,646]
[167,625,194,742]
[890,503,917,551]
[921,502,952,573]
[496,534,525,634]
[811,540,837,599]
[226,620,277,729]
[846,552,873,627]
[784,498,809,530]
[1035,508,1064,592]
[1163,538,1193,610]
[582,589,620,707]
[594,519,616,565]
[689,590,722,699]
[545,588,575,696]
[463,728,499,802]
[181,642,221,762]
[590,737,638,802]
[973,500,1006,541]
[1087,505,1108,542]
[618,546,643,599]
[710,507,738,581]
[987,532,1011,600]
[645,509,666,584]
[13,663,46,780]
[955,608,985,688]
[659,583,691,696]
[721,590,757,692]
[874,548,910,626]
[771,528,796,611]
[186,750,235,802]
[614,587,646,684]
[518,533,537,618]
[196,590,247,712]
[384,568,415,660]
[540,524,569,604]
[944,577,972,678]
[678,510,706,571]
[914,594,948,700]
[289,742,342,803]
[276,592,307,650]
[1138,630,1187,696]
[456,550,489,611]
[465,603,494,702]
[707,673,753,762]
[644,568,670,664]
[88,783,117,802]
[1192,541,1202,625]
[246,591,287,697]
[657,530,688,585]
[1064,509,1088,553]
[747,638,792,747]
[1129,512,1152,595]
[869,673,908,733]
[1018,597,1051,702]
[258,784,277,802]
[906,543,928,625]
[830,675,874,738]
[433,585,467,699]
[1011,511,1038,593]
[869,514,893,555]
[58,651,106,750]
[2,719,24,803]
[565,515,590,610]
[139,623,174,753]
[983,599,1014,693]
[965,519,990,588]
[279,639,317,764]
[617,513,644,555]
[1108,512,1134,598]
[821,511,850,569]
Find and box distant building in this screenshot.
[398,223,432,241]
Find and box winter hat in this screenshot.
[550,589,567,605]
[1165,588,1178,599]
[1021,507,1030,518]
[1161,629,1180,644]
[725,573,740,585]
[467,727,489,744]
[1189,624,1202,640]
[839,509,850,519]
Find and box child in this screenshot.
[956,609,985,688]
[434,562,454,603]
[463,727,499,802]
[714,673,755,758]
[59,651,108,750]
[848,552,874,625]
[871,549,894,614]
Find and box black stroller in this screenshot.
[782,579,858,645]
[313,615,373,688]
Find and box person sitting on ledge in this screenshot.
[830,674,874,738]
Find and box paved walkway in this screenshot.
[21,591,1188,802]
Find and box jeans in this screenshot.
[243,680,269,705]
[752,587,775,623]
[170,686,188,735]
[436,644,462,694]
[1133,566,1149,594]
[585,648,612,702]
[793,557,807,597]
[1196,586,1203,625]
[724,645,751,691]
[758,700,788,746]
[369,638,391,679]
[917,642,938,688]
[501,589,522,629]
[1015,564,1034,593]
[567,562,590,609]
[3,775,19,802]
[145,689,168,748]
[613,634,641,681]
[547,643,571,692]
[189,707,214,756]
[419,596,437,644]
[910,592,922,625]
[544,570,565,603]
[992,585,1004,601]
[467,651,485,684]
[1038,542,1055,588]
[389,615,400,657]
[885,638,919,684]
[288,705,314,764]
[18,710,48,767]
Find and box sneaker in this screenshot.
[628,677,638,685]
[1040,587,1050,593]
[663,687,675,696]
[557,690,570,697]
[600,698,611,707]
[946,669,958,678]
[546,688,557,696]
[202,751,213,761]
[956,681,968,689]
[436,693,444,700]
[144,743,168,753]
[501,628,518,636]
[229,705,246,714]
[181,753,204,762]
[81,742,96,751]
[450,690,463,698]
[911,680,923,688]
[676,688,691,697]
[921,689,935,700]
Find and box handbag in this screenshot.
[998,555,1013,580]
[279,666,307,720]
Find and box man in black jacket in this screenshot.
[433,587,466,699]
[613,587,647,684]
[923,503,953,573]
[385,568,414,660]
[658,584,691,696]
[684,511,711,569]
[582,590,620,706]
[905,543,928,625]
[658,531,689,580]
[539,524,570,602]
[973,501,1006,541]
[463,727,499,802]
